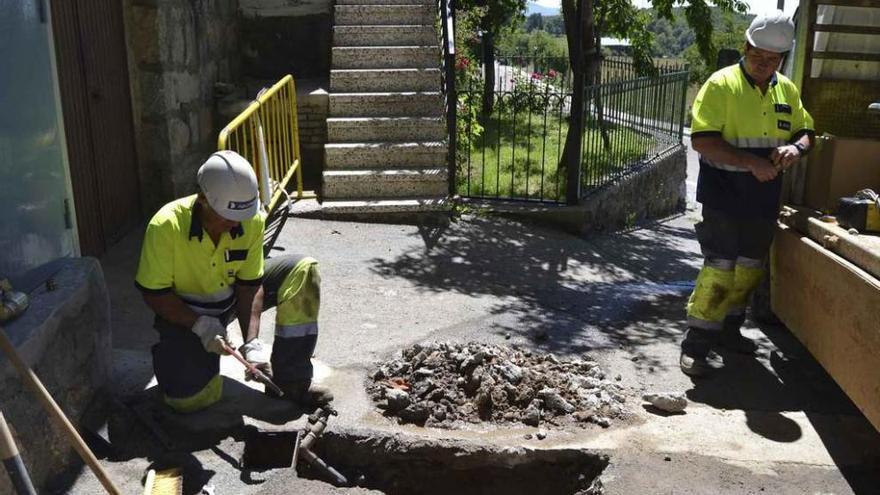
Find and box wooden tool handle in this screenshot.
[0,327,121,495]
[220,340,284,397]
[0,411,20,460]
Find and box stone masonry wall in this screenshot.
[124,0,241,215]
[578,145,688,234]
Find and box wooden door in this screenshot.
[51,0,141,256]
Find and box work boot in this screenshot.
[718,314,757,355]
[680,326,720,377]
[679,352,710,377]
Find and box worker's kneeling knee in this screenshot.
[162,374,224,413]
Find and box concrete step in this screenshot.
[332,46,439,70]
[328,117,445,142]
[331,68,441,92]
[333,25,436,47]
[323,168,448,199]
[336,0,434,5]
[317,196,451,216]
[325,141,447,169]
[329,92,443,117]
[334,5,434,26]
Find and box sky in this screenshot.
[531,0,799,17]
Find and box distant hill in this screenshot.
[526,2,559,16]
[646,7,754,57]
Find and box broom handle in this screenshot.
[0,411,37,495]
[0,327,121,495]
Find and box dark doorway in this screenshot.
[51,0,141,256]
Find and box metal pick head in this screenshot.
[868,102,880,114]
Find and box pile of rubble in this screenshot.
[368,342,628,429]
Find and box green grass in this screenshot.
[457,109,653,202]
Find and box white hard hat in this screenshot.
[746,10,795,53]
[197,150,260,221]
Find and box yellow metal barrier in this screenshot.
[217,75,314,214]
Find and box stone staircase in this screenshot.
[323,0,450,215]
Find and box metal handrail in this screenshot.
[217,75,313,215]
[440,0,456,195]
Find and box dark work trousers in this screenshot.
[681,208,776,358]
[151,255,317,402]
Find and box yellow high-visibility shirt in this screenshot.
[691,61,814,218]
[135,194,264,317]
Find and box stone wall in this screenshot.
[0,259,111,494]
[124,0,241,215]
[578,146,688,234]
[123,0,333,213]
[239,0,332,81]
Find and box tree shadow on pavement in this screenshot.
[369,213,702,357]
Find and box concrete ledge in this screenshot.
[0,258,111,493]
[463,145,688,236]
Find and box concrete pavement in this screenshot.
[60,144,880,494]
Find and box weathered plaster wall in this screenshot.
[124,0,241,215]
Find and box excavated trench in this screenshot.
[295,430,609,495]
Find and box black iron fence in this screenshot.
[580,71,689,194]
[455,63,689,203]
[487,56,688,94]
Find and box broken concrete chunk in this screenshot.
[398,403,430,424]
[385,388,411,412]
[523,407,541,426]
[590,415,612,428]
[642,392,688,413]
[496,361,524,384]
[539,388,576,414]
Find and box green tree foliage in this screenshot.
[525,13,544,32]
[457,0,528,114]
[496,29,568,61]
[683,10,752,83]
[555,0,749,199]
[544,15,565,36]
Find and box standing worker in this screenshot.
[681,11,814,376]
[135,150,332,412]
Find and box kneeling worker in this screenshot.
[134,150,332,412]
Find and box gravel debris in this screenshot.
[369,342,630,428]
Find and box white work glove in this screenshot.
[240,339,272,378]
[191,316,228,355]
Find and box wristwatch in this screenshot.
[793,142,809,156]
